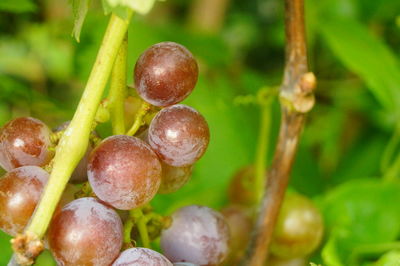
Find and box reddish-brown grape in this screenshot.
[158,162,193,194]
[88,135,162,210]
[134,42,198,107]
[221,205,254,264]
[112,248,173,266]
[148,105,210,167]
[160,205,230,266]
[0,166,49,236]
[228,165,257,206]
[48,197,123,265]
[0,117,53,171]
[271,193,324,259]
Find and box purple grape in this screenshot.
[0,117,53,171]
[112,248,173,266]
[48,197,123,265]
[0,166,48,236]
[88,135,162,210]
[134,42,198,107]
[148,105,210,167]
[173,263,199,266]
[160,205,230,265]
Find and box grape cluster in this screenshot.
[0,42,231,265]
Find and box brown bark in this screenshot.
[243,0,316,265]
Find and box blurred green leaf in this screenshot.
[375,250,400,266]
[0,230,12,265]
[69,0,91,42]
[321,179,400,265]
[0,0,37,13]
[318,18,400,116]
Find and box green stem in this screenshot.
[126,101,151,136]
[255,100,272,202]
[123,218,134,244]
[24,12,133,240]
[131,209,150,248]
[109,34,128,135]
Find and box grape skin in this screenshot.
[0,166,48,236]
[158,162,193,194]
[173,263,199,266]
[134,42,198,107]
[161,205,230,266]
[112,248,173,266]
[221,205,253,264]
[148,105,210,167]
[270,193,324,259]
[48,197,123,265]
[0,117,53,171]
[88,135,162,210]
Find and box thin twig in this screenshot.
[243,0,316,265]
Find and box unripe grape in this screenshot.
[267,256,307,266]
[48,197,123,265]
[0,166,48,236]
[161,205,230,266]
[0,117,53,171]
[228,165,257,206]
[221,205,253,264]
[88,135,162,210]
[159,162,193,194]
[134,42,198,107]
[112,248,173,266]
[271,193,324,259]
[148,105,210,167]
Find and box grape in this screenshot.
[267,256,307,266]
[112,248,173,266]
[173,263,199,266]
[54,121,93,183]
[0,117,53,171]
[88,135,162,210]
[124,96,143,129]
[228,165,257,206]
[160,205,229,266]
[221,205,253,264]
[148,105,210,167]
[134,42,198,107]
[158,162,193,194]
[0,166,48,236]
[48,197,123,265]
[270,193,324,259]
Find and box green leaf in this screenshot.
[69,0,91,42]
[320,179,400,265]
[0,0,36,13]
[0,230,12,265]
[318,18,400,115]
[375,250,400,266]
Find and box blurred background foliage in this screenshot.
[0,0,400,265]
